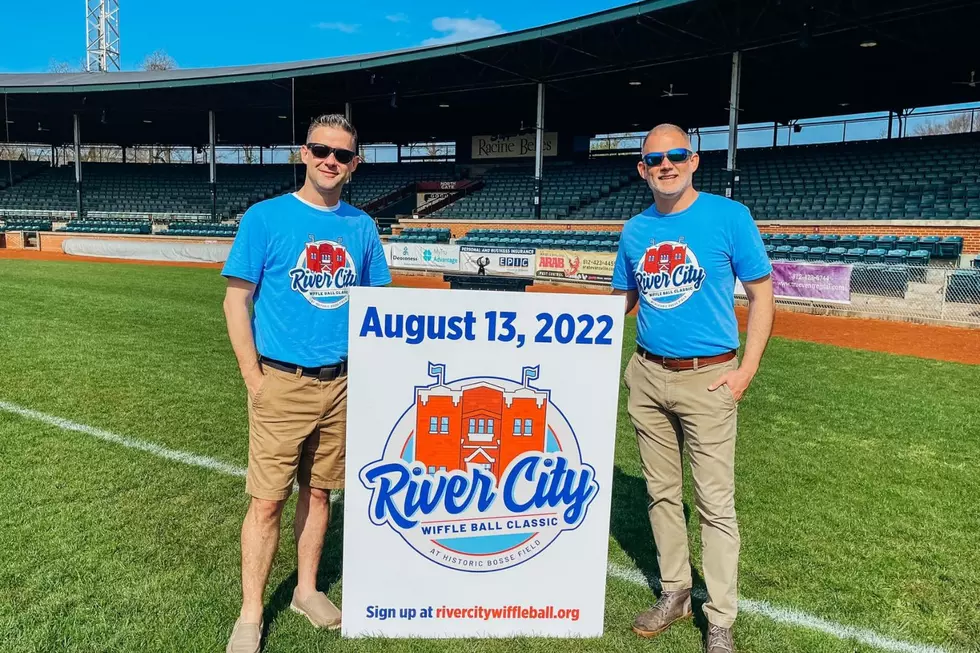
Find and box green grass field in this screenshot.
[1,258,978,653]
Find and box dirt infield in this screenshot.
[2,248,978,365]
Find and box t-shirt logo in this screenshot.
[289,239,358,309]
[634,240,706,309]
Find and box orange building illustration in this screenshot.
[414,366,549,478]
[643,242,687,274]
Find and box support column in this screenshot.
[259,147,264,165]
[51,144,57,167]
[121,146,126,164]
[291,77,298,190]
[344,101,353,204]
[725,51,742,200]
[887,111,894,139]
[209,110,217,222]
[4,94,12,188]
[73,113,83,219]
[533,82,545,220]
[772,121,778,148]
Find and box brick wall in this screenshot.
[756,223,980,254]
[395,219,625,239]
[395,218,980,254]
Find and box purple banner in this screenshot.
[736,261,852,304]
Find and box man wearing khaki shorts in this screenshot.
[221,114,391,653]
[612,124,774,653]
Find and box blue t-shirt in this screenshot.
[221,193,392,367]
[612,192,771,358]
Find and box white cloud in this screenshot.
[422,17,503,46]
[314,22,360,33]
[386,13,409,23]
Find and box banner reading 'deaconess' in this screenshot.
[460,246,536,278]
[384,243,461,271]
[536,250,616,284]
[343,287,625,638]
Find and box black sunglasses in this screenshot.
[642,148,693,167]
[305,142,357,164]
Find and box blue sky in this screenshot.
[0,0,629,73]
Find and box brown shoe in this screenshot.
[706,624,735,653]
[631,588,693,638]
[226,618,262,653]
[290,589,342,630]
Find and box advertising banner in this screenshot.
[385,243,461,271]
[460,246,536,278]
[471,133,558,160]
[535,250,616,284]
[343,287,625,637]
[736,260,852,304]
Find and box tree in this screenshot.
[140,50,178,71]
[909,112,974,137]
[48,58,84,73]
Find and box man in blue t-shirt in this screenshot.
[221,114,391,652]
[613,124,774,653]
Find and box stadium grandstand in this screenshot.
[2,0,980,318]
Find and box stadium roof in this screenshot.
[1,0,978,147]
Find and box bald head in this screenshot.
[642,123,692,153]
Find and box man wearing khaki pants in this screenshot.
[221,114,391,653]
[612,124,774,653]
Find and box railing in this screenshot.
[416,179,486,217]
[0,208,217,224]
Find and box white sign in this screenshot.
[343,287,625,638]
[385,243,461,271]
[460,246,536,278]
[472,133,558,159]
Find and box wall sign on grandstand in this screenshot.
[460,246,536,278]
[535,250,616,283]
[342,287,624,637]
[384,243,461,271]
[471,133,558,159]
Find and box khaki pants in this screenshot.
[624,351,740,628]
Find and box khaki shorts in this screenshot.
[245,364,347,500]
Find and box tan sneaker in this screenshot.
[290,589,342,630]
[632,588,693,638]
[706,624,735,652]
[226,618,262,653]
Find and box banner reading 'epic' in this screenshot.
[460,246,536,278]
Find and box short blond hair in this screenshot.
[306,114,357,149]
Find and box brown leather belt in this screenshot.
[636,346,736,371]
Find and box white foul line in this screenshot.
[0,400,957,653]
[604,564,953,653]
[0,400,246,477]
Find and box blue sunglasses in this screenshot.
[642,148,693,166]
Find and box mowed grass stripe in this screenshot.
[0,401,955,653]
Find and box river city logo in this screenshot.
[289,238,357,309]
[358,363,598,573]
[634,240,706,309]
